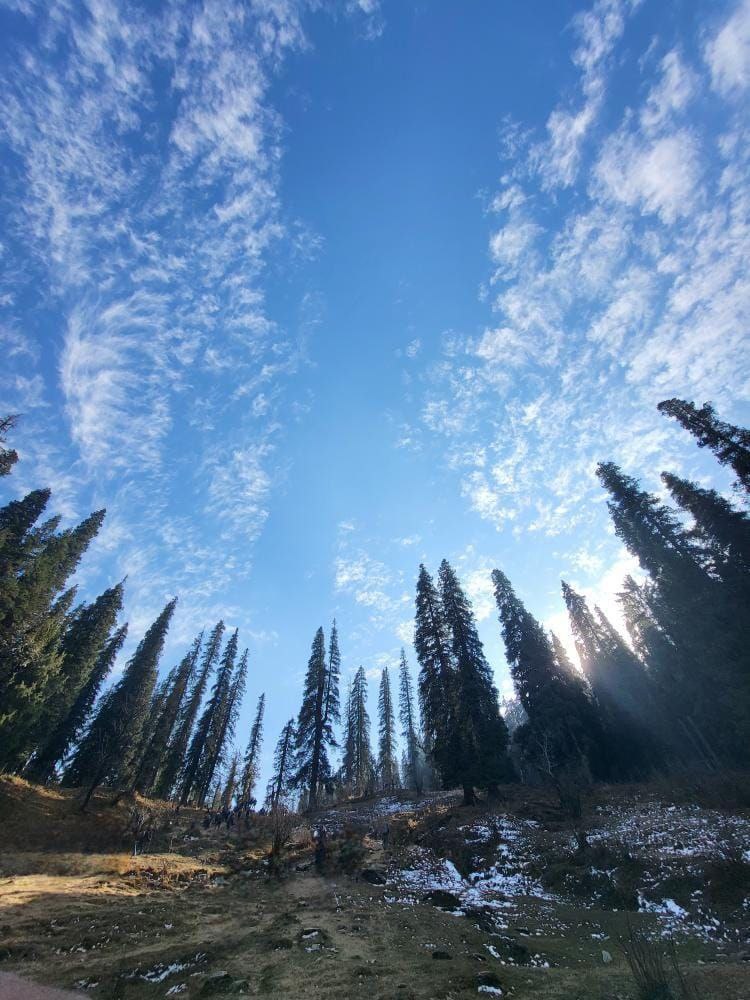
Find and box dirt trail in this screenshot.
[0,972,80,999]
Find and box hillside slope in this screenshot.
[0,778,748,999]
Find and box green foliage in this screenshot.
[293,626,337,809]
[0,414,19,478]
[377,665,399,790]
[156,621,224,799]
[26,583,125,781]
[398,649,425,794]
[239,692,265,803]
[0,503,106,770]
[63,598,177,801]
[342,666,375,795]
[265,717,295,809]
[180,628,239,806]
[658,397,750,494]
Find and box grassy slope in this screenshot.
[0,777,748,999]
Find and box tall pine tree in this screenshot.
[341,666,374,796]
[26,583,125,781]
[180,629,238,806]
[414,564,459,789]
[28,622,128,782]
[64,598,177,808]
[597,461,746,764]
[266,719,295,809]
[133,632,203,795]
[377,666,399,791]
[658,398,750,493]
[0,508,106,771]
[439,560,512,803]
[200,647,247,805]
[398,649,424,795]
[293,627,333,810]
[239,693,265,804]
[493,569,600,794]
[561,581,656,778]
[156,621,224,799]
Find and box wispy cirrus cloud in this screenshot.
[0,0,378,659]
[405,0,750,571]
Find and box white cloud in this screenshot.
[489,217,541,280]
[535,0,642,188]
[395,619,414,645]
[640,50,697,132]
[594,130,701,224]
[705,0,750,97]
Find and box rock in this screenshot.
[426,889,462,911]
[432,950,452,960]
[466,906,500,933]
[602,950,613,964]
[493,935,530,965]
[477,971,504,988]
[199,972,249,995]
[360,868,387,885]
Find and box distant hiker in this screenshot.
[203,811,211,830]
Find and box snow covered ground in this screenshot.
[384,796,750,945]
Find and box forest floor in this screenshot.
[0,776,749,1000]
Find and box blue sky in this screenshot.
[1,0,749,787]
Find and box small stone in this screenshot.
[426,890,462,911]
[602,950,613,964]
[360,868,387,885]
[432,950,452,960]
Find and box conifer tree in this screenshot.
[658,398,750,492]
[341,680,356,787]
[293,627,333,810]
[132,632,203,795]
[200,647,247,805]
[377,666,399,791]
[180,629,238,805]
[0,488,51,583]
[0,508,106,770]
[25,583,125,781]
[414,564,458,787]
[239,693,265,804]
[222,751,240,809]
[266,719,295,809]
[561,582,656,778]
[323,619,341,732]
[492,569,598,795]
[398,649,424,794]
[0,414,19,477]
[155,621,224,799]
[661,472,750,583]
[64,598,177,808]
[342,666,375,796]
[597,461,746,763]
[439,560,512,803]
[28,623,128,782]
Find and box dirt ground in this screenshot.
[0,778,748,1000]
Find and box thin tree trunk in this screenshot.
[81,763,107,812]
[462,783,476,806]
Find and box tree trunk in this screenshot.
[81,763,107,812]
[462,783,476,806]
